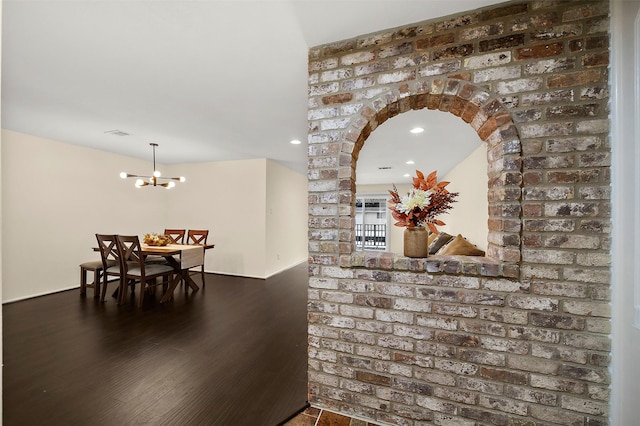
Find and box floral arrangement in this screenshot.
[388,170,459,233]
[143,233,171,246]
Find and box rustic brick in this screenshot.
[547,103,599,119]
[576,118,609,134]
[416,395,457,415]
[505,384,557,406]
[530,374,585,394]
[583,51,609,68]
[525,57,576,74]
[544,202,598,217]
[531,343,588,364]
[564,332,611,351]
[521,89,574,106]
[479,34,525,52]
[464,51,511,69]
[473,65,521,83]
[478,394,528,416]
[480,3,528,21]
[356,371,391,386]
[563,3,609,22]
[586,35,609,50]
[459,407,509,425]
[378,41,413,59]
[416,33,455,50]
[558,364,608,384]
[509,325,560,343]
[432,44,474,61]
[436,14,475,32]
[496,77,542,94]
[561,395,608,416]
[548,69,602,88]
[530,312,586,330]
[563,300,610,317]
[460,23,503,41]
[435,331,480,347]
[532,23,582,40]
[418,60,461,77]
[532,281,589,299]
[480,367,528,385]
[530,405,587,425]
[516,42,563,60]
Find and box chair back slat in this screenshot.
[116,235,144,274]
[187,229,209,245]
[96,234,120,269]
[164,229,186,244]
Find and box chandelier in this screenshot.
[119,143,186,188]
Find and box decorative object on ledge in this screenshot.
[388,170,458,258]
[120,143,186,188]
[404,226,428,257]
[143,233,171,246]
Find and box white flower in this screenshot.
[396,189,433,214]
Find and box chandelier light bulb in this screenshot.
[135,179,144,187]
[153,170,161,178]
[179,176,186,182]
[167,181,176,189]
[120,172,127,179]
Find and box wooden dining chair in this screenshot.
[186,229,209,287]
[164,229,186,244]
[95,234,124,303]
[116,235,175,308]
[79,259,106,299]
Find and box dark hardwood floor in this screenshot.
[3,263,309,426]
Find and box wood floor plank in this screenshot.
[3,263,309,425]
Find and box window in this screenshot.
[355,197,388,251]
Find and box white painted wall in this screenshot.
[440,144,488,251]
[1,131,308,301]
[610,1,640,424]
[265,160,308,277]
[1,130,167,301]
[164,158,268,279]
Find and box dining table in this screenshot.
[140,243,215,303]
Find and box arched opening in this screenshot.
[356,108,486,255]
[342,78,522,271]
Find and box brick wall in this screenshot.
[307,1,611,425]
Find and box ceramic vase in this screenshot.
[403,226,428,258]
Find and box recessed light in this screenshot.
[290,139,302,145]
[410,127,424,134]
[406,160,415,165]
[403,173,410,177]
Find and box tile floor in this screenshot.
[283,406,380,426]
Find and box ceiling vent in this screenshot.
[104,129,130,137]
[378,166,392,170]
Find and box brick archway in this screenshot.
[343,78,522,264]
[307,2,611,423]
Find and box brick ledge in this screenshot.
[344,251,519,279]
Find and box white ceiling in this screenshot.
[2,0,501,181]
